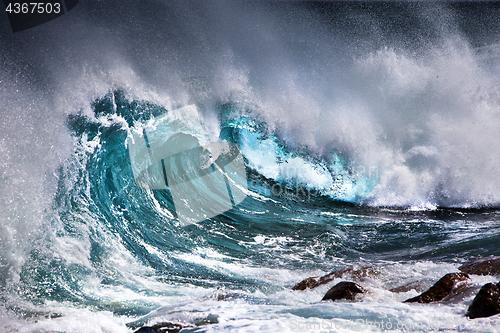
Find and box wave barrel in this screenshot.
[128,106,248,225]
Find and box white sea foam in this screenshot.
[3,259,497,333]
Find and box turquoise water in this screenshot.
[3,92,498,332]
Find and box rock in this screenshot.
[466,282,500,319]
[459,257,500,276]
[389,280,430,293]
[134,328,162,333]
[404,273,470,303]
[440,282,477,303]
[134,322,184,333]
[292,267,353,291]
[292,265,378,291]
[322,281,364,301]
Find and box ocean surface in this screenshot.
[1,1,500,332]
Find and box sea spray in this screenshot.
[1,1,500,332]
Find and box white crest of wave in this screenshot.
[249,44,500,208]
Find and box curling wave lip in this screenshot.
[128,105,248,226]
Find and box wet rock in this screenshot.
[292,268,347,291]
[459,257,500,276]
[134,322,185,333]
[389,280,430,293]
[134,328,162,333]
[466,282,500,319]
[322,281,365,301]
[404,273,470,303]
[440,282,477,303]
[293,266,377,291]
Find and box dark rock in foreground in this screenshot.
[322,281,364,301]
[292,268,350,291]
[404,273,470,303]
[134,322,185,333]
[466,282,500,319]
[293,266,378,291]
[459,257,500,276]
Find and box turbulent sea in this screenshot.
[1,1,500,332]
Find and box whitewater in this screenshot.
[1,1,500,332]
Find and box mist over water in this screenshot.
[1,1,500,331]
[2,1,500,208]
